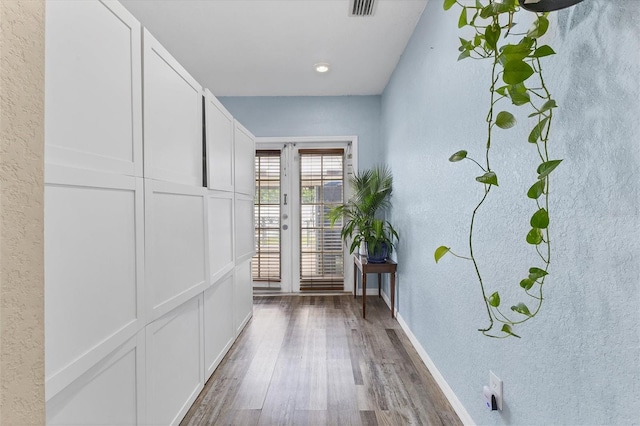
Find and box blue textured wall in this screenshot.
[219,96,382,170]
[381,0,640,424]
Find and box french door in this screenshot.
[252,140,355,293]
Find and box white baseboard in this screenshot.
[384,291,475,426]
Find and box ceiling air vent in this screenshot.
[349,0,377,17]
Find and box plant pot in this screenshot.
[367,242,388,264]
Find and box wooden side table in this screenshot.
[353,255,397,319]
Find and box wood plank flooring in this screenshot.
[181,295,462,426]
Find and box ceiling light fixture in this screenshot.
[314,63,330,73]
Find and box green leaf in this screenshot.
[540,99,557,113]
[533,45,555,57]
[528,117,550,143]
[503,60,534,84]
[537,159,563,180]
[488,292,500,307]
[528,16,549,38]
[529,208,549,229]
[527,180,545,199]
[449,150,467,162]
[498,43,532,65]
[458,7,468,27]
[443,0,456,10]
[495,111,516,129]
[508,86,531,106]
[530,208,549,229]
[520,278,535,290]
[511,303,533,317]
[476,0,483,7]
[434,246,450,263]
[473,34,482,47]
[495,86,508,96]
[528,267,548,280]
[458,50,471,61]
[485,24,501,51]
[528,100,557,117]
[526,228,543,245]
[501,324,521,338]
[476,171,498,186]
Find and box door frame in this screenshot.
[255,136,359,293]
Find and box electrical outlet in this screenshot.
[489,371,503,411]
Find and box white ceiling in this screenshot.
[119,0,428,96]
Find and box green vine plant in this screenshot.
[435,0,563,338]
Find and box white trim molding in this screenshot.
[381,292,475,426]
[397,311,476,425]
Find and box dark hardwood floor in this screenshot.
[181,295,462,426]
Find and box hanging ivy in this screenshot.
[435,0,562,338]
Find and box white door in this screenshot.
[252,140,356,293]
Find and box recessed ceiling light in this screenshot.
[314,63,330,73]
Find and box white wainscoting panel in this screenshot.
[205,89,234,192]
[45,0,142,177]
[203,273,235,380]
[146,295,204,426]
[234,193,255,264]
[145,180,209,320]
[233,121,255,196]
[234,260,253,336]
[143,29,203,187]
[46,331,146,425]
[44,165,144,399]
[208,190,235,284]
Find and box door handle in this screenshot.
[283,194,287,205]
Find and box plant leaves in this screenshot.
[537,159,563,180]
[488,292,500,307]
[533,45,555,58]
[527,180,545,199]
[495,111,516,129]
[501,324,521,338]
[509,89,531,106]
[526,228,543,245]
[528,267,548,280]
[458,7,468,28]
[458,50,471,61]
[528,117,550,143]
[443,0,456,11]
[540,99,557,113]
[476,171,498,186]
[503,60,534,84]
[528,16,549,38]
[530,208,549,229]
[485,24,501,51]
[520,278,535,290]
[511,303,533,317]
[434,246,450,263]
[449,150,468,162]
[498,43,532,65]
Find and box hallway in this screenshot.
[181,295,461,425]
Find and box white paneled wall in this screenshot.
[204,273,235,379]
[44,1,255,424]
[146,296,204,425]
[206,89,235,192]
[45,0,142,177]
[145,181,209,320]
[234,121,256,196]
[208,191,235,283]
[44,166,145,399]
[143,29,203,187]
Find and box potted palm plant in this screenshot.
[328,165,399,262]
